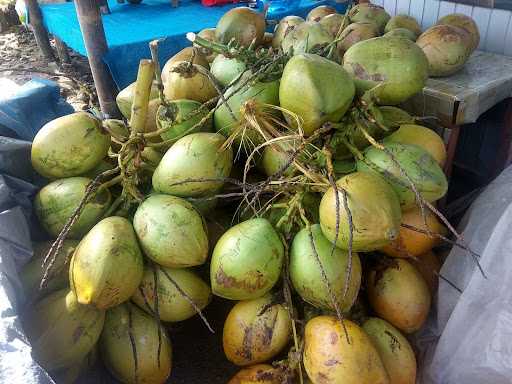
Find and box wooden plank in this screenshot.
[483,9,512,53]
[421,0,441,29]
[454,2,474,15]
[409,0,426,29]
[504,13,512,56]
[396,0,411,15]
[471,5,492,50]
[383,0,397,16]
[438,1,457,19]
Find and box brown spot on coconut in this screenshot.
[272,15,304,50]
[436,13,480,52]
[222,294,291,366]
[416,24,473,77]
[306,5,337,22]
[216,7,266,47]
[161,46,209,83]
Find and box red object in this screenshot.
[202,0,237,6]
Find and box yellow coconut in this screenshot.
[100,303,172,384]
[380,206,446,258]
[384,124,447,166]
[367,259,431,333]
[362,317,417,384]
[303,316,389,384]
[223,294,291,366]
[23,289,105,371]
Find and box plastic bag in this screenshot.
[415,164,512,384]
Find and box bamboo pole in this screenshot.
[129,59,155,135]
[25,0,55,61]
[74,0,119,117]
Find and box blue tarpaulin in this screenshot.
[0,78,74,142]
[40,0,349,89]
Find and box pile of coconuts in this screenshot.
[23,3,482,384]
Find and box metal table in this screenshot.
[405,51,512,179]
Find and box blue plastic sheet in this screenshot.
[0,78,74,142]
[40,0,349,89]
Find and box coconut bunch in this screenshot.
[23,4,482,384]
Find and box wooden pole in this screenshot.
[98,0,111,15]
[74,0,119,117]
[25,0,55,61]
[55,37,70,64]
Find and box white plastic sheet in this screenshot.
[416,164,512,384]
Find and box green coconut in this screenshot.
[21,241,78,301]
[163,61,217,103]
[100,303,172,384]
[281,21,333,55]
[384,15,421,37]
[34,177,112,239]
[290,224,362,312]
[348,3,391,32]
[279,53,355,135]
[337,22,380,54]
[379,106,414,128]
[362,317,417,384]
[210,218,284,300]
[436,13,480,52]
[343,36,429,105]
[216,7,266,47]
[272,15,305,49]
[319,13,347,38]
[416,25,472,77]
[132,265,211,322]
[185,196,218,215]
[210,54,247,87]
[306,5,337,22]
[261,140,298,177]
[52,346,98,384]
[152,132,233,197]
[116,81,160,119]
[31,112,110,179]
[384,27,417,41]
[156,99,212,143]
[133,194,209,268]
[319,171,401,251]
[69,216,143,309]
[23,289,105,371]
[214,73,280,144]
[357,142,448,208]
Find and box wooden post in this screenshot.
[74,0,119,117]
[55,37,70,64]
[25,0,55,61]
[98,0,111,15]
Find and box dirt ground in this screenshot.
[0,24,96,111]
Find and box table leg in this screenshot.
[443,125,460,180]
[438,125,460,212]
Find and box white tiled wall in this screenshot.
[371,0,512,55]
